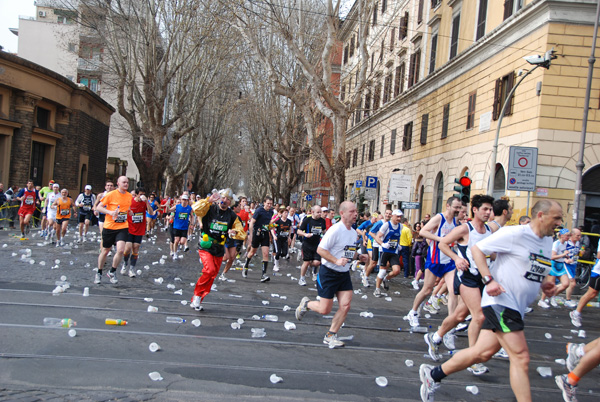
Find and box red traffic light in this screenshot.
[459,176,472,187]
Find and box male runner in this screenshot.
[272,207,292,272]
[169,194,192,260]
[120,187,153,277]
[16,180,40,239]
[39,179,54,238]
[219,200,244,281]
[564,228,582,308]
[297,205,327,286]
[419,200,563,402]
[44,183,61,243]
[243,196,274,282]
[373,210,403,296]
[569,249,600,328]
[52,188,77,247]
[146,193,159,236]
[75,185,96,242]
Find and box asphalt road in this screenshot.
[0,225,598,401]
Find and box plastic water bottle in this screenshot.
[166,316,186,324]
[43,317,76,328]
[410,326,429,334]
[262,314,278,322]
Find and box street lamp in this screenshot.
[487,49,557,196]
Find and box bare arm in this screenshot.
[438,224,469,271]
[419,214,443,243]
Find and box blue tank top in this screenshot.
[426,213,456,265]
[172,204,192,230]
[381,222,401,253]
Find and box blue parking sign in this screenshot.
[366,176,378,188]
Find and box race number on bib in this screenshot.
[343,245,357,259]
[311,227,323,236]
[60,209,69,216]
[179,212,188,220]
[388,239,398,248]
[25,198,34,205]
[132,213,144,223]
[115,212,128,223]
[525,253,551,283]
[210,220,227,233]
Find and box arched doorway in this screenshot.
[433,172,444,214]
[492,163,506,199]
[582,164,600,238]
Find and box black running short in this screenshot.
[317,266,353,299]
[56,218,70,225]
[171,228,188,241]
[454,269,484,295]
[252,231,270,248]
[78,212,92,223]
[590,274,600,291]
[481,305,524,333]
[126,233,143,244]
[380,251,401,267]
[302,247,321,262]
[102,228,128,248]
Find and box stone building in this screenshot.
[0,50,114,194]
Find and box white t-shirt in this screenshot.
[477,224,553,317]
[319,221,358,273]
[552,240,568,263]
[46,192,60,217]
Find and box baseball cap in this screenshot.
[85,185,92,190]
[392,209,403,216]
[49,180,55,184]
[181,194,189,200]
[52,183,60,188]
[322,207,329,212]
[559,228,570,235]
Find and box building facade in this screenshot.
[0,50,114,194]
[342,0,600,228]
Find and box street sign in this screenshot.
[402,202,420,209]
[366,176,378,188]
[507,146,538,192]
[305,194,313,201]
[291,193,298,202]
[364,187,377,200]
[388,174,411,202]
[355,180,363,188]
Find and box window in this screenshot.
[503,0,523,21]
[68,42,76,52]
[434,172,444,213]
[429,34,438,73]
[399,12,409,40]
[394,63,405,96]
[343,46,349,64]
[382,0,387,14]
[341,85,346,101]
[380,135,385,157]
[431,0,442,8]
[383,73,392,104]
[368,139,376,161]
[476,0,488,40]
[403,122,413,151]
[350,36,355,58]
[373,2,378,26]
[352,148,358,167]
[418,0,425,24]
[379,40,384,62]
[390,129,397,154]
[493,72,515,120]
[408,49,421,88]
[390,28,396,52]
[420,114,429,145]
[355,97,362,124]
[364,92,371,118]
[466,92,477,130]
[449,14,460,60]
[361,144,366,165]
[373,83,382,112]
[36,107,50,130]
[441,103,450,139]
[346,151,351,169]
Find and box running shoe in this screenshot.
[538,298,550,309]
[419,364,440,402]
[106,271,118,284]
[423,303,438,315]
[467,363,489,376]
[362,276,370,287]
[569,310,582,328]
[120,263,127,275]
[373,288,382,297]
[443,333,456,350]
[242,267,248,278]
[128,268,136,278]
[184,246,189,252]
[525,307,533,314]
[411,279,420,290]
[439,294,448,306]
[408,312,420,328]
[350,260,360,271]
[431,296,441,311]
[323,333,344,348]
[190,296,203,311]
[555,374,577,402]
[383,278,390,290]
[493,347,509,359]
[312,273,318,282]
[456,322,469,332]
[424,333,442,361]
[295,296,310,321]
[260,274,270,283]
[550,296,559,308]
[298,277,307,286]
[94,272,101,284]
[564,300,577,308]
[218,274,227,281]
[566,342,584,372]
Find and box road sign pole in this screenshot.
[526,191,531,217]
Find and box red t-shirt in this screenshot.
[238,209,250,230]
[325,217,332,230]
[127,198,147,236]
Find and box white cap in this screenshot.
[181,194,189,200]
[85,185,92,190]
[322,207,329,212]
[52,183,60,188]
[392,209,403,216]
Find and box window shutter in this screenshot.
[420,114,429,145]
[505,71,515,116]
[492,78,502,121]
[503,0,514,20]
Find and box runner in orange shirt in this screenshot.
[51,188,76,247]
[94,176,132,285]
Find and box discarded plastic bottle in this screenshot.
[410,326,429,334]
[262,314,278,322]
[166,316,186,324]
[105,318,127,326]
[43,317,76,328]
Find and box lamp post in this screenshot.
[487,50,556,196]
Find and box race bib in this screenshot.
[279,231,289,237]
[343,245,357,259]
[25,197,34,205]
[60,209,69,216]
[179,212,189,220]
[210,220,227,233]
[132,213,144,223]
[311,227,323,236]
[115,212,127,223]
[525,253,551,283]
[388,239,398,248]
[83,205,91,211]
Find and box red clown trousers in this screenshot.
[193,250,223,301]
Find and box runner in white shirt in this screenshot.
[295,201,366,348]
[44,184,61,243]
[419,199,563,402]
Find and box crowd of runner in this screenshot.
[2,176,600,402]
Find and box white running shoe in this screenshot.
[298,277,307,286]
[128,268,136,278]
[218,274,227,281]
[362,276,370,287]
[312,273,318,282]
[564,300,577,308]
[408,312,420,328]
[538,298,550,309]
[493,347,509,359]
[323,333,344,348]
[120,263,127,275]
[190,295,203,311]
[550,296,558,308]
[93,272,101,284]
[569,310,582,327]
[411,279,420,290]
[423,303,438,315]
[443,333,456,350]
[419,364,440,402]
[467,363,489,376]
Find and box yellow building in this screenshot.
[342,0,600,229]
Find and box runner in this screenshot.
[373,210,403,297]
[400,217,413,278]
[569,249,600,328]
[297,205,327,286]
[271,207,292,272]
[120,187,153,278]
[407,197,461,328]
[169,194,192,261]
[15,179,40,239]
[51,188,77,247]
[44,183,60,243]
[190,189,246,311]
[93,181,115,249]
[93,176,132,285]
[542,229,572,308]
[39,179,54,238]
[564,228,582,308]
[295,201,366,348]
[243,196,274,282]
[367,210,392,286]
[356,212,376,287]
[555,337,600,401]
[219,200,244,281]
[75,185,96,242]
[419,200,563,402]
[146,193,159,236]
[424,195,494,377]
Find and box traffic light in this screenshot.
[454,174,472,204]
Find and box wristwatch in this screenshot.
[482,275,494,285]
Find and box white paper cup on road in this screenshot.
[82,287,90,297]
[405,359,414,367]
[149,342,161,352]
[466,385,479,395]
[231,322,241,329]
[375,376,388,387]
[284,321,296,330]
[68,329,76,337]
[148,371,163,381]
[191,319,201,327]
[147,305,158,313]
[270,374,283,384]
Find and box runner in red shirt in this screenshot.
[237,197,250,250]
[120,187,154,278]
[16,179,40,239]
[159,196,171,228]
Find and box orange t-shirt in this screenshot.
[102,190,133,230]
[56,197,73,220]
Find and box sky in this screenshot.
[0,0,36,53]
